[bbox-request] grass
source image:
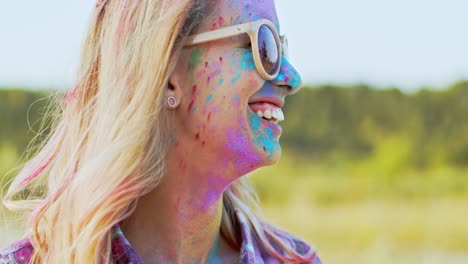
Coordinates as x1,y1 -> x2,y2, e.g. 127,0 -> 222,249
261,198 -> 468,264
248,151 -> 468,264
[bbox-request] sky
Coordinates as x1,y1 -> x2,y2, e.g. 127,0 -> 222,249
0,0 -> 467,91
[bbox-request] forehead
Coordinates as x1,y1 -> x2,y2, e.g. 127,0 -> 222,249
200,0 -> 280,33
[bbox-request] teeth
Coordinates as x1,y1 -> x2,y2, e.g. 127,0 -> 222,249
272,108 -> 284,121
272,109 -> 279,120
254,108 -> 285,122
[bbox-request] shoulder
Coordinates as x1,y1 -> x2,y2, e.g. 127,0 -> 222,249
0,237 -> 34,264
261,223 -> 323,264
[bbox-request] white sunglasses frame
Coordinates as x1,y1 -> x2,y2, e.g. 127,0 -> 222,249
183,19 -> 288,80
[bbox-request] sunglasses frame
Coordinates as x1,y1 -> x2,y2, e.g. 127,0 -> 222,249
184,19 -> 287,80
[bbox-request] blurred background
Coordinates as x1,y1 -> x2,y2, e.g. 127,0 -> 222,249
1,0 -> 468,263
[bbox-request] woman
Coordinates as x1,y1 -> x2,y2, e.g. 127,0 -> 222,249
1,0 -> 321,263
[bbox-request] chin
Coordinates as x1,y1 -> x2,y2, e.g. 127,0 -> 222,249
252,140 -> 282,169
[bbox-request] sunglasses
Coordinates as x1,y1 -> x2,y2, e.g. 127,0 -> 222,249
184,19 -> 288,80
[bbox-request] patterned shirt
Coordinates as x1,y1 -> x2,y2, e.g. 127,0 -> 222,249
0,209 -> 321,264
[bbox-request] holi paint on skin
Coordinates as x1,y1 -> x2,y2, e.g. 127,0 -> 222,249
230,49 -> 256,72
207,61 -> 222,83
189,49 -> 203,73
231,73 -> 241,84
210,16 -> 225,31
187,85 -> 198,113
206,94 -> 213,103
224,43 -> 283,161
277,57 -> 302,90
225,127 -> 264,169
247,108 -> 282,159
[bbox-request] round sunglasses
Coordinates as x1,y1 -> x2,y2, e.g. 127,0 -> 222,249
184,19 -> 288,80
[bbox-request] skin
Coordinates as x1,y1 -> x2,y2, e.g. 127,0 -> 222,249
120,0 -> 302,263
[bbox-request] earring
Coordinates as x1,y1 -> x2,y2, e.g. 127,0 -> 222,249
167,96 -> 177,108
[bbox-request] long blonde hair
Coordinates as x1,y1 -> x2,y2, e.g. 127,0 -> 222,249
2,0 -> 316,263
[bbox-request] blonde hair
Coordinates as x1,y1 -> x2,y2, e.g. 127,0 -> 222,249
2,0 -> 316,263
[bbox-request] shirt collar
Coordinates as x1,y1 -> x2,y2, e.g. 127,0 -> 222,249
109,208 -> 265,264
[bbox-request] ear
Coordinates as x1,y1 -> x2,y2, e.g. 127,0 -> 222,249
163,70 -> 184,109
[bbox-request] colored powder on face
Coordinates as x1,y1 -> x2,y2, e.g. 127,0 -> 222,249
241,52 -> 256,72
242,2 -> 260,21
290,76 -> 300,88
210,16 -> 225,31
233,94 -> 240,107
208,68 -> 221,80
277,74 -> 285,82
231,73 -> 241,84
278,68 -> 300,88
189,49 -> 203,72
218,78 -> 225,85
226,128 -> 262,168
206,94 -> 213,103
278,58 -> 302,89
254,128 -> 276,159
187,100 -> 195,112
207,61 -> 222,80
207,112 -> 212,121
249,114 -> 261,132
218,16 -> 224,27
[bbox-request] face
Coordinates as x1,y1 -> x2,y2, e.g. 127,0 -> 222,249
169,0 -> 302,177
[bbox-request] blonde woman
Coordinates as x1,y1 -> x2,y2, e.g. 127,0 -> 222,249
1,0 -> 321,263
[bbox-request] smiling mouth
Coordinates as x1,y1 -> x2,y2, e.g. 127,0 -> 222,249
248,102 -> 284,124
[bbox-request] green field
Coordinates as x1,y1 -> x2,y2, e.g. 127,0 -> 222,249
250,154 -> 468,264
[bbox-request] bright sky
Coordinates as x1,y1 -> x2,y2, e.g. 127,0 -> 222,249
0,0 -> 467,91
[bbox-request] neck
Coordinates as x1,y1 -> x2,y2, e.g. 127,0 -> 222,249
120,141 -> 236,263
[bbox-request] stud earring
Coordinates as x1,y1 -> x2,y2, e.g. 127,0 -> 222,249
167,96 -> 177,108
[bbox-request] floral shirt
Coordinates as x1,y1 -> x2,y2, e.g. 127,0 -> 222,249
0,209 -> 321,264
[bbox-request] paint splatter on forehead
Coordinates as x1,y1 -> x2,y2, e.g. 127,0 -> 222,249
200,0 -> 280,33
234,0 -> 279,29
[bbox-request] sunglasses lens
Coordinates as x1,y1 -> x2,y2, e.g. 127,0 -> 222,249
258,25 -> 280,76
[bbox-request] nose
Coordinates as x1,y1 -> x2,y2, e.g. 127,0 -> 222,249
271,56 -> 303,96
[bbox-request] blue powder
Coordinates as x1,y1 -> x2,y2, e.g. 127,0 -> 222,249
249,114 -> 261,132
253,127 -> 276,159
231,73 -> 241,84
289,76 -> 301,88
277,73 -> 286,82
241,52 -> 256,71
206,94 -> 213,103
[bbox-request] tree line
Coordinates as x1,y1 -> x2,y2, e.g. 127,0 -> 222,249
1,80 -> 467,174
